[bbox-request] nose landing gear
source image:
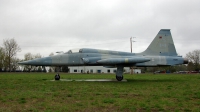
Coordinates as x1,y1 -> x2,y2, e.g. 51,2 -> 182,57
55,73 -> 60,80
55,67 -> 61,80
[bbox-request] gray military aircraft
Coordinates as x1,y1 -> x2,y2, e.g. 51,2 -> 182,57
18,29 -> 188,81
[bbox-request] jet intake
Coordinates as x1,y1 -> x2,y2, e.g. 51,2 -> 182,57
97,57 -> 150,64
82,57 -> 101,64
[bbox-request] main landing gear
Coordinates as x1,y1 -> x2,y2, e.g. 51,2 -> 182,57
116,66 -> 124,81
116,75 -> 123,81
54,66 -> 124,81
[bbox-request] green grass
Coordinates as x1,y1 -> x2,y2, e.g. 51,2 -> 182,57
0,73 -> 200,111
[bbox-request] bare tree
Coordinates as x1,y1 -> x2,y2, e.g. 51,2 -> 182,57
34,53 -> 42,59
3,38 -> 21,72
0,47 -> 5,71
24,52 -> 34,60
11,57 -> 21,71
186,50 -> 200,71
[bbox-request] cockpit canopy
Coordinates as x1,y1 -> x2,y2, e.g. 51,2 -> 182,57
64,48 -> 131,55
65,48 -> 82,54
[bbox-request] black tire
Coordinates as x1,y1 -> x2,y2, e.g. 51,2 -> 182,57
55,74 -> 60,80
116,75 -> 123,81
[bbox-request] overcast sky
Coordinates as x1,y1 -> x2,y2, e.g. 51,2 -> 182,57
0,0 -> 200,59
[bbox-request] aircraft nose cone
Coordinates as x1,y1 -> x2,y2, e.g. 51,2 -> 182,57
18,60 -> 35,65
183,58 -> 188,64
18,62 -> 24,65
18,57 -> 52,66
18,62 -> 25,65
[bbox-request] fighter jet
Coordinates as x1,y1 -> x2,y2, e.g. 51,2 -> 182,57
18,29 -> 188,81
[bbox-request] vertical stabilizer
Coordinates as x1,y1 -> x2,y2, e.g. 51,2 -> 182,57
141,29 -> 177,56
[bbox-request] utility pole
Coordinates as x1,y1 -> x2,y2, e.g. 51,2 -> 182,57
130,37 -> 136,53
130,37 -> 132,53
130,37 -> 136,74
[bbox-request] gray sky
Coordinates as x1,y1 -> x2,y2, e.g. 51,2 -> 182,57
0,0 -> 200,59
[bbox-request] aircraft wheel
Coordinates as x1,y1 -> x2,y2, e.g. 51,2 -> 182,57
55,73 -> 60,80
116,75 -> 123,81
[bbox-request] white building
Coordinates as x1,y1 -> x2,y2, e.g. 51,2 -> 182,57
68,66 -> 141,74
132,69 -> 141,74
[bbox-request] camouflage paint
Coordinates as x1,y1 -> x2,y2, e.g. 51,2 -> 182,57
18,29 -> 188,81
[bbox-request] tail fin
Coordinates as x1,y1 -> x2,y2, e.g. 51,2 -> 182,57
141,29 -> 177,56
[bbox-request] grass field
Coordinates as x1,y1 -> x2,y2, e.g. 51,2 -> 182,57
0,73 -> 200,112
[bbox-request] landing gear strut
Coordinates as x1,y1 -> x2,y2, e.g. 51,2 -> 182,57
55,67 -> 61,81
116,66 -> 124,81
55,73 -> 60,80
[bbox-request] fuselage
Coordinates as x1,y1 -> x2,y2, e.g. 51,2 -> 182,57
18,48 -> 186,67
